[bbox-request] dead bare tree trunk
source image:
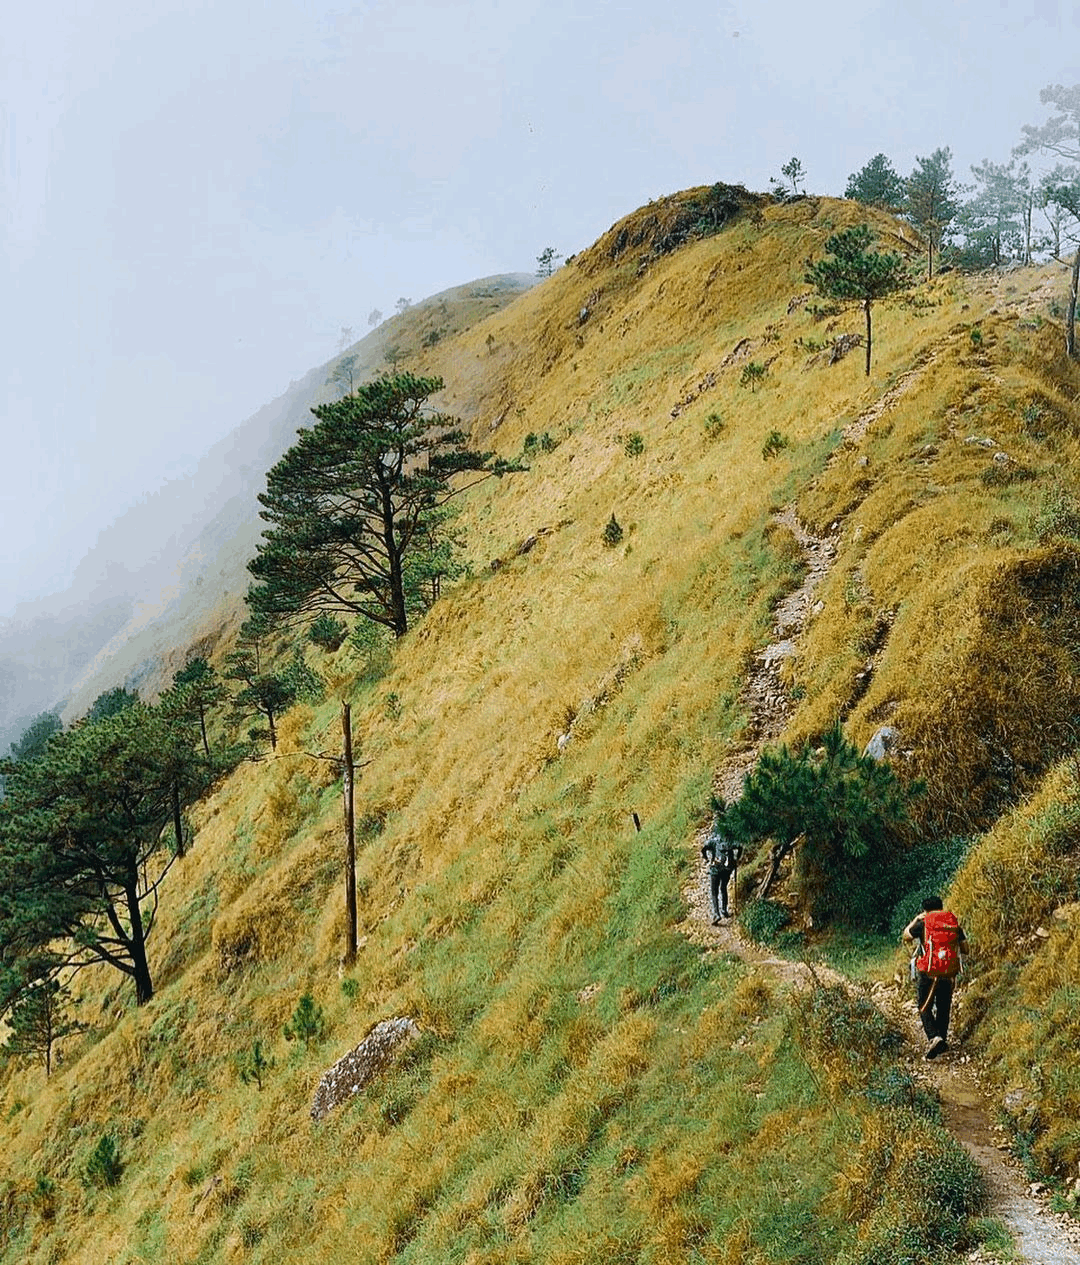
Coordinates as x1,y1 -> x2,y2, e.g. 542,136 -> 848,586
757,833 -> 804,899
342,701 -> 357,966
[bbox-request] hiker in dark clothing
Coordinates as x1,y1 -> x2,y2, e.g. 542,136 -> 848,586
701,832 -> 742,925
902,895 -> 967,1060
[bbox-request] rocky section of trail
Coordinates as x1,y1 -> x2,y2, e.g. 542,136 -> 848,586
710,340 -> 942,807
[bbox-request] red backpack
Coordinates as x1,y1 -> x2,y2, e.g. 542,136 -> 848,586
916,910 -> 962,978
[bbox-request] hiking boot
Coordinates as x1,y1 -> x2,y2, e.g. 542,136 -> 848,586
925,1036 -> 945,1060
711,917 -> 721,926
721,909 -> 730,919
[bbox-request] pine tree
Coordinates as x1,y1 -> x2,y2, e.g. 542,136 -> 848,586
905,148 -> 961,278
535,247 -> 561,278
7,712 -> 62,763
805,225 -> 910,375
2,980 -> 80,1077
0,703 -> 206,1006
780,156 -> 806,195
719,722 -> 917,926
845,153 -> 905,210
247,373 -> 519,638
956,159 -> 1029,267
224,622 -> 296,752
162,658 -> 224,759
1016,83 -> 1080,358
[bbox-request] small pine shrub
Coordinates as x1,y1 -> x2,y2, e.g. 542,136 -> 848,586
340,977 -> 361,1002
31,1175 -> 57,1221
703,411 -> 725,439
980,462 -> 1036,488
83,1132 -> 123,1189
235,1040 -> 271,1089
719,723 -> 917,929
348,620 -> 392,686
240,1218 -> 266,1248
523,431 -> 558,456
383,691 -> 403,721
358,808 -> 387,841
601,513 -> 624,548
284,993 -> 327,1047
740,361 -> 768,390
181,1163 -> 208,1189
280,650 -> 324,703
761,430 -> 789,459
308,613 -> 348,652
969,326 -> 983,346
623,431 -> 645,457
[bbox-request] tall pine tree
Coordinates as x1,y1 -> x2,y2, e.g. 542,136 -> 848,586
805,225 -> 910,375
247,373 -> 519,638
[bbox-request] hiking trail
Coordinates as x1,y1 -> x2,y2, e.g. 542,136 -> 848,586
679,343 -> 1080,1264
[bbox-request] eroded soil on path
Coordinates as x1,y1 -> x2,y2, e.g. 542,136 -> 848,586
680,336 -> 1080,1262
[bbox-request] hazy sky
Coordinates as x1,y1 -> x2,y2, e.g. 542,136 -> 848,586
2,0 -> 1078,618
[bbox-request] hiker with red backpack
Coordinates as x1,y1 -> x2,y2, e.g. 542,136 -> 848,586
902,896 -> 967,1060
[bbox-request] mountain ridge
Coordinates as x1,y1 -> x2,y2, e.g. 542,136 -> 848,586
2,192 -> 1079,1264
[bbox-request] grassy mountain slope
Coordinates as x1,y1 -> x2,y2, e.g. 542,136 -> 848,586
3,190 -> 1080,1264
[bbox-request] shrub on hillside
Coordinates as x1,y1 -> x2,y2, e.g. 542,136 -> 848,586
602,514 -> 624,548
235,1040 -> 272,1089
284,993 -> 327,1047
834,1111 -> 983,1265
280,650 -> 324,703
761,429 -> 789,459
1034,485 -> 1080,542
523,431 -> 558,456
794,984 -> 902,1089
83,1132 -> 123,1189
308,613 -> 348,652
718,722 -> 919,929
703,410 -> 725,439
741,361 -> 768,391
738,898 -> 790,945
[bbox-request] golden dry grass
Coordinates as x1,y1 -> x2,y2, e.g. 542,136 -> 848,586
3,193 -> 1080,1262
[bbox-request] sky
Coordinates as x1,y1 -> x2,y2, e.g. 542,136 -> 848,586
2,0 -> 1078,619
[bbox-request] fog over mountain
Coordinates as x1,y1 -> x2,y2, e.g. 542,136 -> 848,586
0,274 -> 533,752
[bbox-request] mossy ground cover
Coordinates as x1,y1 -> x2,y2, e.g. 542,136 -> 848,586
2,196 -> 1078,1261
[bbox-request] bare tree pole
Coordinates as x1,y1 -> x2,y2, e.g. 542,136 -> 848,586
342,702 -> 357,966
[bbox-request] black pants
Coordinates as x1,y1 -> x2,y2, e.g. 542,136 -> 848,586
916,973 -> 954,1042
709,865 -> 733,919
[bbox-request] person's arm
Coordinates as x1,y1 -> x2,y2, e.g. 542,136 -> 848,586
701,837 -> 716,862
901,916 -> 924,945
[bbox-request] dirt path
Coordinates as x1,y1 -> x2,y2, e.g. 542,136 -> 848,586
894,1001 -> 1080,1265
679,351 -> 1080,1263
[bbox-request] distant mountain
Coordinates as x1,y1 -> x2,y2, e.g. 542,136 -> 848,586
0,273 -> 534,746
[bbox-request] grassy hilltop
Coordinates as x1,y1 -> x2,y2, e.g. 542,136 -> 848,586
2,188 -> 1080,1264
